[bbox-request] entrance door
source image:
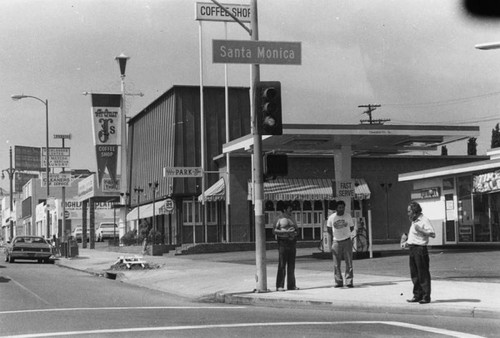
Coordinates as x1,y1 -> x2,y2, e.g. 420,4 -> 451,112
444,178 -> 458,244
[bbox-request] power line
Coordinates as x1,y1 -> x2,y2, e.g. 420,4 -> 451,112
381,90 -> 500,108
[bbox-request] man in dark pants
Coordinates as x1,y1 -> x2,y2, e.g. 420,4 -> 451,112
404,201 -> 436,304
273,203 -> 299,292
327,200 -> 355,288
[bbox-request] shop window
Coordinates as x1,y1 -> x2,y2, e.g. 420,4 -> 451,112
457,176 -> 473,242
314,200 -> 323,210
303,201 -> 312,210
491,194 -> 500,242
473,194 -> 490,242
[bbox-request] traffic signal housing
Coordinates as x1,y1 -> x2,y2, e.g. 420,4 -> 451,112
257,81 -> 282,135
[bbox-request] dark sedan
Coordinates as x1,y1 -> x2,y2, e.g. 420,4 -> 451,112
4,236 -> 54,263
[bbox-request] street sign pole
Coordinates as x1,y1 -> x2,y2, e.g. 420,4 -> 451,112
250,0 -> 268,293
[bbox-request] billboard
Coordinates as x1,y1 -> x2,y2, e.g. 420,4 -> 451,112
14,145 -> 42,171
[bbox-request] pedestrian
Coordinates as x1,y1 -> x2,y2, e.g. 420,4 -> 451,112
327,200 -> 355,288
405,200 -> 436,304
273,202 -> 299,292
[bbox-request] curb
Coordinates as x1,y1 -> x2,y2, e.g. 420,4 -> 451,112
213,291 -> 500,320
55,260 -> 500,320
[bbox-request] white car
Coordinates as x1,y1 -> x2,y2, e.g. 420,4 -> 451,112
72,227 -> 89,242
95,223 -> 118,242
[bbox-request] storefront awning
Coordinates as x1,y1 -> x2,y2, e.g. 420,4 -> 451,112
198,178 -> 225,202
247,178 -> 370,201
127,200 -> 166,221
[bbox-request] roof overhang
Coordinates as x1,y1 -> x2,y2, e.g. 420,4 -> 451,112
223,124 -> 479,156
399,158 -> 500,182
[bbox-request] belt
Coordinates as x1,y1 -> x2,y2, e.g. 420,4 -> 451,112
334,237 -> 351,242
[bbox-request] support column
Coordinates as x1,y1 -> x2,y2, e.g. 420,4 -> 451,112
333,144 -> 353,214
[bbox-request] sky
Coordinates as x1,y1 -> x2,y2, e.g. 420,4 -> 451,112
2,0 -> 500,191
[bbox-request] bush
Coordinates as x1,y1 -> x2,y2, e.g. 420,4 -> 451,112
121,230 -> 138,246
148,231 -> 163,245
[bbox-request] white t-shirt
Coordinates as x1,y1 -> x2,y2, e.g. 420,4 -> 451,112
327,212 -> 354,241
407,214 -> 435,246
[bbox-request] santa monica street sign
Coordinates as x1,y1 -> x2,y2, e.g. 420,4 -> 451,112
213,40 -> 301,65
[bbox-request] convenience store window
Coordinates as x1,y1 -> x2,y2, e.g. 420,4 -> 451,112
457,175 -> 473,242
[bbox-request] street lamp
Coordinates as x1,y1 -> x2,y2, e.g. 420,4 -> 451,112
115,53 -> 130,243
475,42 -> 500,50
1,147 -> 17,240
149,181 -> 159,240
12,94 -> 50,238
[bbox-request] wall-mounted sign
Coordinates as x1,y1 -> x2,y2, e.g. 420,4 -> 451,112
473,171 -> 500,194
333,180 -> 355,198
410,187 -> 441,200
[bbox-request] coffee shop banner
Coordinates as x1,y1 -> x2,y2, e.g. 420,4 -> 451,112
90,93 -> 121,186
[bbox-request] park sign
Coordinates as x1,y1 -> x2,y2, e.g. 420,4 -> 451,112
163,167 -> 203,178
195,2 -> 250,22
213,40 -> 301,65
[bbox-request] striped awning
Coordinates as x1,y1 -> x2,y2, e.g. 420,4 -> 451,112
198,178 -> 225,202
247,178 -> 370,201
127,200 -> 167,221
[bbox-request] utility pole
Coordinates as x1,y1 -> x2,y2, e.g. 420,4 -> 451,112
359,104 -> 390,125
210,0 -> 267,292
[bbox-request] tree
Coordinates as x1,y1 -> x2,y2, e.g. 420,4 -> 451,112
491,123 -> 500,149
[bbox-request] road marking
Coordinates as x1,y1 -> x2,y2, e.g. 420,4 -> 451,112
0,306 -> 246,315
6,276 -> 50,306
0,321 -> 484,338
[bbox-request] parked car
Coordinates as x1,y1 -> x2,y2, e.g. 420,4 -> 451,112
95,222 -> 118,242
4,236 -> 54,263
72,227 -> 90,242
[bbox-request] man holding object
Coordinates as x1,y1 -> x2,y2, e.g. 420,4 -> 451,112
405,201 -> 436,304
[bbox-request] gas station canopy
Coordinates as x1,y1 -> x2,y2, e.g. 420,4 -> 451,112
223,124 -> 480,155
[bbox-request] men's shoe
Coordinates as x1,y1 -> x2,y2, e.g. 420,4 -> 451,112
406,297 -> 422,303
419,299 -> 431,304
288,287 -> 300,290
334,284 -> 343,288
276,287 -> 285,292
346,284 -> 354,288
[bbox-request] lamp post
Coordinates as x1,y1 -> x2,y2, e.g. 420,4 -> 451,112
12,94 -> 50,237
149,181 -> 159,239
2,147 -> 17,240
116,53 -> 130,243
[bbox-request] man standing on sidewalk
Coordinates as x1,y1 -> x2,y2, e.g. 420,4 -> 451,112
273,203 -> 299,292
327,200 -> 355,288
405,200 -> 436,304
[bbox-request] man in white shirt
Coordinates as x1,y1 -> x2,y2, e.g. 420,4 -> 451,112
327,200 -> 355,288
405,201 -> 436,304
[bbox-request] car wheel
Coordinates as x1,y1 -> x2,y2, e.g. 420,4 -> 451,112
5,254 -> 9,262
8,255 -> 15,263
38,259 -> 43,263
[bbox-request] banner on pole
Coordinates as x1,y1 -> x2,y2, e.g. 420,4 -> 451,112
90,93 -> 122,187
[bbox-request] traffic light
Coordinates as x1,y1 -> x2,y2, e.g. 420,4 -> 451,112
264,153 -> 288,180
257,81 -> 282,135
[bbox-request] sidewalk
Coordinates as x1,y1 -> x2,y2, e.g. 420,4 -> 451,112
55,246 -> 500,320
